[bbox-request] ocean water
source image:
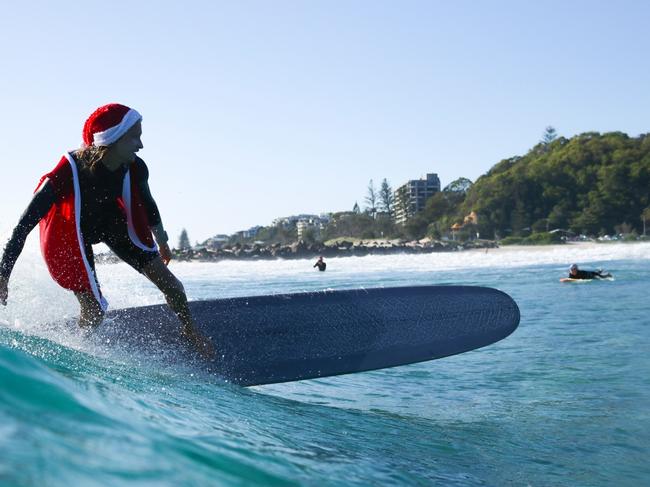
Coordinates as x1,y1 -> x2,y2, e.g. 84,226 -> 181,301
1,241 -> 649,486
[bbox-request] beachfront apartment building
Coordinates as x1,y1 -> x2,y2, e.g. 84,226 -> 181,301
205,234 -> 230,250
296,219 -> 320,239
393,173 -> 441,224
233,226 -> 263,240
295,214 -> 332,239
274,214 -> 331,231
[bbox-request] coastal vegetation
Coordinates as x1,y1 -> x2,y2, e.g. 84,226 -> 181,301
198,130 -> 649,255
399,130 -> 650,241
461,131 -> 650,240
363,130 -> 649,242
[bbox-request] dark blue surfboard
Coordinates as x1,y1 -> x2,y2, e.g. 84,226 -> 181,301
103,286 -> 519,386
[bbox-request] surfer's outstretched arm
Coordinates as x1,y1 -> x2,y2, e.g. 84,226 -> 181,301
141,257 -> 214,358
135,163 -> 172,265
0,183 -> 55,305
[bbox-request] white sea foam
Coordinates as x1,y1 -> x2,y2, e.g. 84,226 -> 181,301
138,240 -> 645,280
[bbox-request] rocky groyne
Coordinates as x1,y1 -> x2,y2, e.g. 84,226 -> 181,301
170,239 -> 498,262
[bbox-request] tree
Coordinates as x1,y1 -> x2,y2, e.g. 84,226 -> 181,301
443,177 -> 473,194
255,224 -> 297,245
379,178 -> 394,216
322,211 -> 376,240
364,179 -> 377,218
643,207 -> 650,236
177,228 -> 191,250
352,201 -> 361,214
457,131 -> 650,237
301,227 -> 317,244
542,126 -> 558,145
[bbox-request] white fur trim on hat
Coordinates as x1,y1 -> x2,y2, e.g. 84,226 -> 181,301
92,109 -> 142,146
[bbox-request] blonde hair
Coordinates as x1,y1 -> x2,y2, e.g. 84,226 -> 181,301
75,145 -> 110,172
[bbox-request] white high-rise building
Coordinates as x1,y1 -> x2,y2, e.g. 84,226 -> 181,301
393,173 -> 441,224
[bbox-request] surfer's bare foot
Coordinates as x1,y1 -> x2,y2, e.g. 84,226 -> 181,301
182,326 -> 215,360
78,313 -> 103,329
75,291 -> 105,328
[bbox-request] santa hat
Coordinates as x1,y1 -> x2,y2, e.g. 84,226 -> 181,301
82,103 -> 142,147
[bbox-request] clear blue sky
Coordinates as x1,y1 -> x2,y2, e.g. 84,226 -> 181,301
1,1 -> 648,243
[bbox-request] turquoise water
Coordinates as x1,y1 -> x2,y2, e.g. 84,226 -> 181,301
1,243 -> 649,486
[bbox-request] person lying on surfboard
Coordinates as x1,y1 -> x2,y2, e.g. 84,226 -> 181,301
0,103 -> 213,358
568,264 -> 612,280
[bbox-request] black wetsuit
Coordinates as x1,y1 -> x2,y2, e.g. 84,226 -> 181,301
314,261 -> 326,271
570,270 -> 608,280
0,156 -> 160,281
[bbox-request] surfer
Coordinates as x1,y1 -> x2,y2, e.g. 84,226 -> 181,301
313,256 -> 326,271
568,264 -> 612,280
0,103 -> 212,357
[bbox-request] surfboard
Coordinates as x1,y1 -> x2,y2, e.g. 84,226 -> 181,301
102,286 -> 520,386
560,277 -> 614,283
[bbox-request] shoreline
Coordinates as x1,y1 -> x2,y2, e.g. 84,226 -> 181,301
94,239 -> 649,265
169,239 -> 498,263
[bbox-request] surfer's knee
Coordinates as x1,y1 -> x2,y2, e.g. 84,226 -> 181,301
143,258 -> 186,298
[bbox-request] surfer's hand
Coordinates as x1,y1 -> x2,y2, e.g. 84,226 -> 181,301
159,242 -> 172,265
0,276 -> 8,305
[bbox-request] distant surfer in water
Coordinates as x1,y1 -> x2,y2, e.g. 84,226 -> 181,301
313,256 -> 326,271
568,264 -> 612,280
0,103 -> 212,357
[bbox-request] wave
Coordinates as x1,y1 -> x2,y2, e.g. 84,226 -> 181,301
0,237 -> 647,485
0,335 -> 304,486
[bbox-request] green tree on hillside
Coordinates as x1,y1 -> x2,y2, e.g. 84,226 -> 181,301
542,126 -> 558,145
460,132 -> 650,237
443,177 -> 472,193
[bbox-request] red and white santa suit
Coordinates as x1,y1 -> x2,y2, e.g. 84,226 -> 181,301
38,104 -> 157,310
